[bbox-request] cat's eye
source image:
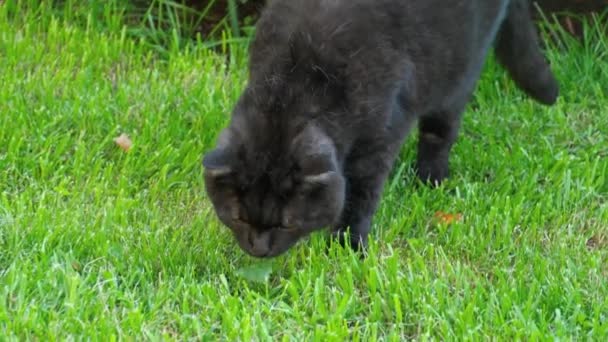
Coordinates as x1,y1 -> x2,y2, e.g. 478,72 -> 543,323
280,215 -> 300,232
230,205 -> 239,220
231,207 -> 252,227
277,226 -> 298,232
232,218 -> 252,231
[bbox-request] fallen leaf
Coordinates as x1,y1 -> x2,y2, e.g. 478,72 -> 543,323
71,261 -> 82,272
434,211 -> 463,225
236,262 -> 273,283
113,133 -> 132,152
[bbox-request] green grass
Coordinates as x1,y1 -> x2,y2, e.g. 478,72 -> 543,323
1,2 -> 607,340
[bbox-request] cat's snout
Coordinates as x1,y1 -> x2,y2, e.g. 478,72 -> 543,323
247,230 -> 272,257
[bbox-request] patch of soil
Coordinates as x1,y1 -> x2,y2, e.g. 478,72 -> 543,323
533,0 -> 608,38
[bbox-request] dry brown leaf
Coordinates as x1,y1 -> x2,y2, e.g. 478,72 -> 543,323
114,133 -> 132,152
433,211 -> 463,225
71,261 -> 82,272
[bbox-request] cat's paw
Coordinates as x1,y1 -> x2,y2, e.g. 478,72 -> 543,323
328,229 -> 369,257
415,158 -> 449,186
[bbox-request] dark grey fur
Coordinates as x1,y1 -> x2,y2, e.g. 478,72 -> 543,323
202,0 -> 559,257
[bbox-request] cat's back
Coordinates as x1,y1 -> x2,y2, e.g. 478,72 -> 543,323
251,0 -> 509,72
249,0 -> 512,113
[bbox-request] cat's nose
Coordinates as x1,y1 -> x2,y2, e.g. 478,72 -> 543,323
248,231 -> 272,257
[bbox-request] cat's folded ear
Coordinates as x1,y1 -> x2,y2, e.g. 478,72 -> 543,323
292,124 -> 339,177
302,171 -> 338,187
293,125 -> 345,199
202,148 -> 232,177
202,130 -> 236,177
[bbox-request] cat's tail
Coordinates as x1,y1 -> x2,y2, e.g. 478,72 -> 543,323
494,0 -> 559,105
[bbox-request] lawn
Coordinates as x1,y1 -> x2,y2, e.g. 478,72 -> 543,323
1,2 -> 607,340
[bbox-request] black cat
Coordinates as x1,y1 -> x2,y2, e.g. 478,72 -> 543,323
202,0 -> 559,257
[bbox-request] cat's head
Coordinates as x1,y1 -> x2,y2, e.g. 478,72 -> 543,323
202,119 -> 345,258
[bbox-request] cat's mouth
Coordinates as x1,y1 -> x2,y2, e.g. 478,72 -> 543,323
234,226 -> 306,258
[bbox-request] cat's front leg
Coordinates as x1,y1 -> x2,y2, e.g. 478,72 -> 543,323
416,109 -> 464,185
330,150 -> 395,252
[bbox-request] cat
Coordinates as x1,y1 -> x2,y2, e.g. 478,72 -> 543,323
202,0 -> 559,258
